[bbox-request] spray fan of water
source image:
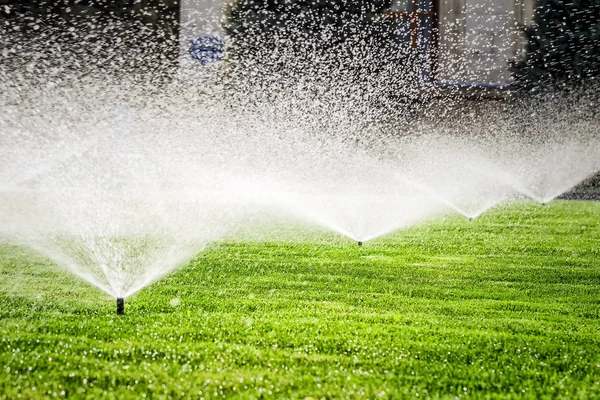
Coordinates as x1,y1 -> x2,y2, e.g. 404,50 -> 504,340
1,81 -> 598,307
1,17 -> 599,311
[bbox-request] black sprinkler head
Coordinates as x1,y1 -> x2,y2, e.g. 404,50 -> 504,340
469,217 -> 473,221
358,241 -> 363,246
117,298 -> 124,315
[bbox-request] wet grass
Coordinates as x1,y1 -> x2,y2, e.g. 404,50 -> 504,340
1,200 -> 599,399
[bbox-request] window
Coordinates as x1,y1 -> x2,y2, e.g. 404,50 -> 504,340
385,0 -> 438,80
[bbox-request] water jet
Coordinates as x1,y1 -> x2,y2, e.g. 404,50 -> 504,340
1,26 -> 599,311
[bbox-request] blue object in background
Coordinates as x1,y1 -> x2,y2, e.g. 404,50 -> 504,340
189,36 -> 225,65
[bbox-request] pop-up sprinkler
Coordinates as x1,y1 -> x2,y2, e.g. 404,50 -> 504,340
117,298 -> 124,315
357,241 -> 363,246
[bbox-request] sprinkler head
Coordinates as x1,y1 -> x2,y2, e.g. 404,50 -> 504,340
117,298 -> 124,315
469,217 -> 473,221
357,241 -> 363,246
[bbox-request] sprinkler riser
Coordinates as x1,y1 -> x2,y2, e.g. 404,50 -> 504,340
117,298 -> 124,315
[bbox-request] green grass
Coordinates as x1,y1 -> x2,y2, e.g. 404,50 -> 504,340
1,200 -> 599,399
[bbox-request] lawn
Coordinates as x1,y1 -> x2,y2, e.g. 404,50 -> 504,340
1,201 -> 599,399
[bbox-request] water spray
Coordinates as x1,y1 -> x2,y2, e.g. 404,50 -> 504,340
117,298 -> 124,315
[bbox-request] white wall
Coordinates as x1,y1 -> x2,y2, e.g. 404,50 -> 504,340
437,0 -> 535,85
179,0 -> 226,74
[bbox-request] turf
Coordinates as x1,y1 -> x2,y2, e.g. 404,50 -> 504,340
1,200 -> 599,399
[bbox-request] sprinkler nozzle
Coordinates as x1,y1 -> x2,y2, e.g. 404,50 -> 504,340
117,298 -> 124,315
357,241 -> 363,246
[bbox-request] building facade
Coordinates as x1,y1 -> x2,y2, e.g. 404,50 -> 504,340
180,0 -> 536,87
